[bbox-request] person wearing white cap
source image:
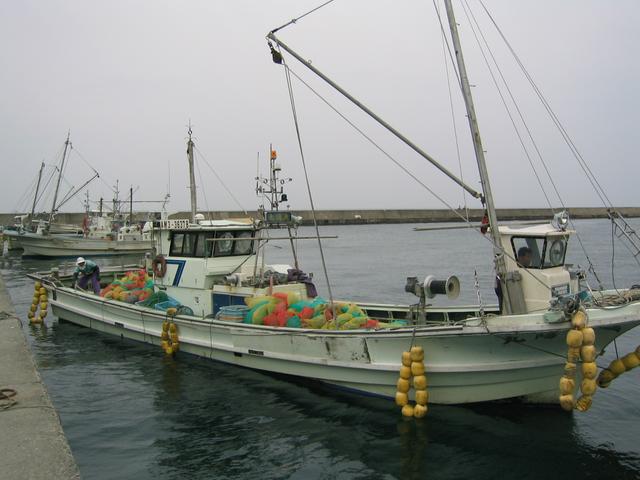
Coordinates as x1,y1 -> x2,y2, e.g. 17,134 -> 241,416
72,257 -> 101,294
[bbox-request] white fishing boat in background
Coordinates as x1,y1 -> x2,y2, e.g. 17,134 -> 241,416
30,1 -> 640,413
11,133 -> 155,257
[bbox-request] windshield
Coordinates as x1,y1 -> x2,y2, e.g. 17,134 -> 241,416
511,236 -> 568,269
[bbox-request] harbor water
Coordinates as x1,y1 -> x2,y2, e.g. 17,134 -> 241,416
2,219 -> 639,479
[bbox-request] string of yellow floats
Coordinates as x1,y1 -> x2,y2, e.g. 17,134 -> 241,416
27,282 -> 48,324
597,345 -> 640,388
395,346 -> 429,418
560,309 -> 598,411
160,307 -> 179,355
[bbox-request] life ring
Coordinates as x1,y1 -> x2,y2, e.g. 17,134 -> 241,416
152,255 -> 167,278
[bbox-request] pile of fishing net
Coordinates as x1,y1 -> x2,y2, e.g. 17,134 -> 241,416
100,269 -> 154,304
242,292 -> 407,329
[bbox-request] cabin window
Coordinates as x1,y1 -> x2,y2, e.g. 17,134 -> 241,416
543,237 -> 568,268
511,237 -> 543,268
170,233 -> 185,255
234,231 -> 254,255
182,233 -> 197,256
215,231 -> 235,256
511,236 -> 568,269
195,232 -> 211,258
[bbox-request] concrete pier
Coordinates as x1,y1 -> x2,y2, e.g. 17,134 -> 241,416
0,275 -> 79,479
2,207 -> 638,228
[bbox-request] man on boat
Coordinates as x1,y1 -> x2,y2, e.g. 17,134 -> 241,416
516,246 -> 532,268
72,257 -> 101,294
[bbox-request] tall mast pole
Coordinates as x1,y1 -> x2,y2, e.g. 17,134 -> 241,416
48,132 -> 71,232
129,186 -> 133,225
30,161 -> 45,219
443,0 -> 512,313
187,124 -> 197,223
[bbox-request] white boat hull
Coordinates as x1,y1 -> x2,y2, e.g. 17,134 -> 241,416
46,286 -> 640,405
19,233 -> 152,257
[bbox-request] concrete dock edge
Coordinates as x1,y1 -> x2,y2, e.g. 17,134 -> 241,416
0,274 -> 79,479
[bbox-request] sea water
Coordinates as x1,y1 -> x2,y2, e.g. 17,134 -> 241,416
2,218 -> 639,479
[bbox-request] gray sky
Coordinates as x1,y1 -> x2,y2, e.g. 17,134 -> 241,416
1,0 -> 639,216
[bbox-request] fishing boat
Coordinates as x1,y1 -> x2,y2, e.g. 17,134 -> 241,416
14,134 -> 154,257
29,2 -> 640,412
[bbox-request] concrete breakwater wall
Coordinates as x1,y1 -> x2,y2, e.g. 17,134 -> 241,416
1,207 -> 639,227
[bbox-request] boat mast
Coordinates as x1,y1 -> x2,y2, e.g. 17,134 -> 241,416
187,124 -> 197,223
129,186 -> 133,225
443,0 -> 512,313
47,132 -> 71,232
30,161 -> 45,220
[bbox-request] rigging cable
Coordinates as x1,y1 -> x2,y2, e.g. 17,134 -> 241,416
71,147 -> 114,194
13,173 -> 39,213
283,63 -> 553,294
476,0 -> 610,286
278,48 -> 336,309
193,150 -> 212,221
193,145 -> 248,215
270,0 -> 337,34
478,0 -> 614,210
460,0 -> 555,212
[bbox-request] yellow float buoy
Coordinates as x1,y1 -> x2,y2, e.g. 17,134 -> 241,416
34,282 -> 42,290
169,323 -> 177,334
564,362 -> 577,379
566,330 -> 583,348
397,377 -> 410,393
580,345 -> 596,363
571,311 -> 586,329
575,395 -> 593,412
395,392 -> 408,407
597,369 -> 615,388
609,359 -> 626,376
621,352 -> 640,371
401,404 -> 414,418
580,378 -> 597,396
415,389 -> 429,406
413,403 -> 428,418
559,394 -> 574,411
401,351 -> 412,367
559,377 -> 575,395
567,347 -> 581,363
581,327 -> 595,346
413,375 -> 427,390
39,287 -> 47,295
399,365 -> 412,379
581,362 -> 597,380
410,361 -> 425,376
410,345 -> 424,362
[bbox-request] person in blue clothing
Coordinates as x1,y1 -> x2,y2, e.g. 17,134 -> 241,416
72,257 -> 101,294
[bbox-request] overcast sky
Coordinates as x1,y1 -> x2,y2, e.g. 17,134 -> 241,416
1,0 -> 638,217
